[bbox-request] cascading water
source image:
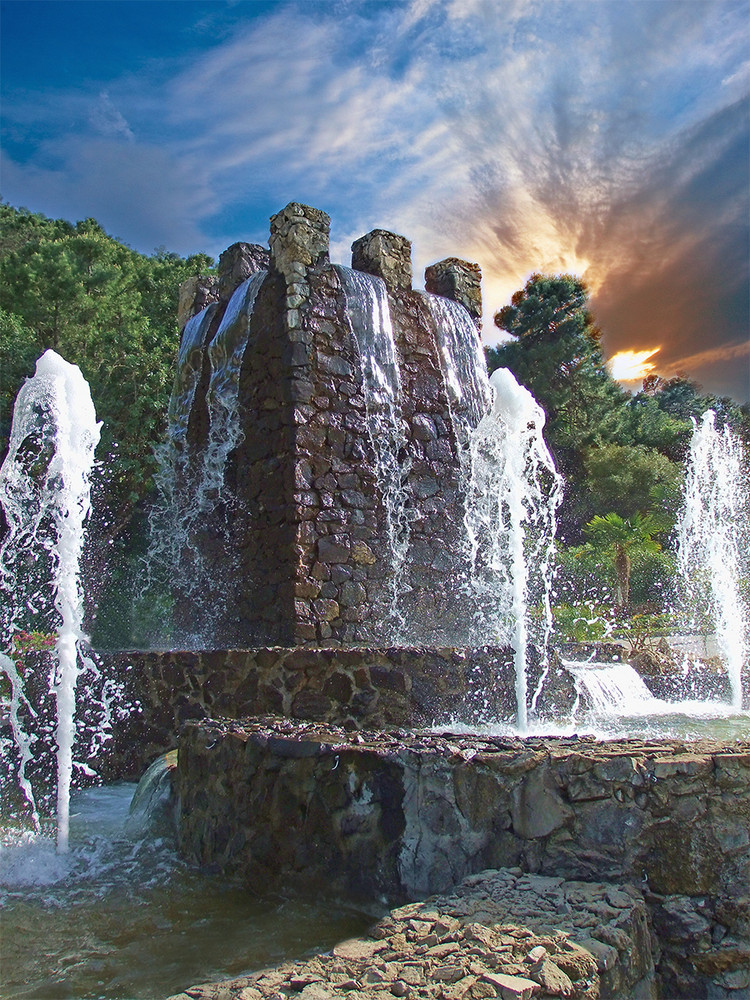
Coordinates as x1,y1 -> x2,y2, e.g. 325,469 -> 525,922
423,292 -> 493,459
676,410 -> 749,708
0,350 -> 101,851
147,276 -> 267,647
203,271 -> 267,500
464,368 -> 563,731
334,265 -> 411,634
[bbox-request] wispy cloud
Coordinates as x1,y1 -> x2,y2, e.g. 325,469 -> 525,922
1,0 -> 747,396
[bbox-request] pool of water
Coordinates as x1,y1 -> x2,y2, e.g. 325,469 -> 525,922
0,784 -> 377,1000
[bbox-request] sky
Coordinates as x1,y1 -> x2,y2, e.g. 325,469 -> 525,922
1,0 -> 748,401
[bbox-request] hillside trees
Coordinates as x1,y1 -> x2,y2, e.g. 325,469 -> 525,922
0,204 -> 214,541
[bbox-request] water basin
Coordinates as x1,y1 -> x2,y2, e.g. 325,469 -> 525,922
0,783 -> 376,1000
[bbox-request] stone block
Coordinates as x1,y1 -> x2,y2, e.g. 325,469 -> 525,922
269,202 -> 330,277
217,242 -> 270,303
425,257 -> 482,330
177,275 -> 219,330
351,229 -> 412,290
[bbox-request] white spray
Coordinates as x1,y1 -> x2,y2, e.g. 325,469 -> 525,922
464,368 -> 562,731
676,411 -> 748,708
0,351 -> 101,851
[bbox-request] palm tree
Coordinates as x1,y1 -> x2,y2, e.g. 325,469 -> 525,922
583,511 -> 665,609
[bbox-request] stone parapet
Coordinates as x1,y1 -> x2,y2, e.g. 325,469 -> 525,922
352,229 -> 413,291
425,258 -> 482,330
270,202 -> 330,278
168,868 -> 656,1000
177,275 -> 219,331
217,242 -> 270,303
94,645 -> 574,780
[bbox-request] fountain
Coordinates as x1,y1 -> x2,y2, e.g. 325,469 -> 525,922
677,409 -> 748,708
0,350 -> 101,851
1,203 -> 748,1000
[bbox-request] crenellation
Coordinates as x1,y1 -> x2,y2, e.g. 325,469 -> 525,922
352,228 -> 413,291
425,257 -> 483,330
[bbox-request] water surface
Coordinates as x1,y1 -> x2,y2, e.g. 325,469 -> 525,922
1,784 -> 376,1000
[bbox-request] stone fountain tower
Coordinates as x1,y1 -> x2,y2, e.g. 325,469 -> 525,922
174,202 -> 486,649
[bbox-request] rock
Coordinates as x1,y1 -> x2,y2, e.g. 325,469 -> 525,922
480,972 -> 540,999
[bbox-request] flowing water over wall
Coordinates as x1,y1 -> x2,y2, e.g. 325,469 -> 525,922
423,292 -> 493,459
676,411 -> 749,708
334,265 -> 411,634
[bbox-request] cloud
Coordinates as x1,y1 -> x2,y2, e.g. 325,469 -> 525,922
2,0 -> 747,396
88,91 -> 134,141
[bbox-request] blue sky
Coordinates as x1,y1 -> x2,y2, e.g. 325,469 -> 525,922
1,0 -> 748,399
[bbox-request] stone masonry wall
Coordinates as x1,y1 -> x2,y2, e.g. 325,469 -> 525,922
176,719 -> 750,999
95,644 -> 573,781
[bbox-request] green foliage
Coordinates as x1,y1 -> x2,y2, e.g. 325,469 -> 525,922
489,274 -> 628,464
551,602 -> 613,642
0,203 -> 215,539
580,444 -> 682,524
582,511 -> 667,609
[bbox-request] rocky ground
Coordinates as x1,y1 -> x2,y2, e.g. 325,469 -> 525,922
167,867 -> 655,1000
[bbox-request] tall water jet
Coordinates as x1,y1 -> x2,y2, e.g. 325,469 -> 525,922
676,410 -> 748,708
464,368 -> 562,730
0,350 -> 101,851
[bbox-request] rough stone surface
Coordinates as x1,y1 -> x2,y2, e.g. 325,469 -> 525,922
352,229 -> 413,291
218,242 -> 271,303
95,645 -> 574,780
424,259 -> 482,330
166,867 -> 656,1000
175,720 -> 750,999
178,275 -> 220,330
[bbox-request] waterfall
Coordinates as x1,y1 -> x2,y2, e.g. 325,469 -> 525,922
464,368 -> 562,731
167,302 -> 219,449
0,351 -> 101,851
423,293 -> 493,458
565,660 -> 663,716
334,265 -> 410,634
677,411 -> 748,708
202,271 -> 267,501
147,276 -> 266,647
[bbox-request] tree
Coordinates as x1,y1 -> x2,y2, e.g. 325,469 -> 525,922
0,204 -> 214,541
580,443 -> 683,525
583,512 -> 666,610
488,273 -> 628,470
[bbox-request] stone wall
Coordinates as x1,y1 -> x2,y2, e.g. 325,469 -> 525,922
172,202 -> 493,648
95,645 -> 573,780
175,719 -> 750,999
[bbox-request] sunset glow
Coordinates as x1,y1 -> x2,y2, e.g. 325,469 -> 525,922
609,348 -> 661,383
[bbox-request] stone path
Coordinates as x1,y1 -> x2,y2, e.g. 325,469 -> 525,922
167,867 -> 655,1000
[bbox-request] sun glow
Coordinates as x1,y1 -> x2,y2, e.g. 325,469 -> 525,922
608,348 -> 661,383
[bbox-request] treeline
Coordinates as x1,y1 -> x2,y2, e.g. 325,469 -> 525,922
0,203 -> 214,540
487,273 -> 749,613
1,207 -> 747,625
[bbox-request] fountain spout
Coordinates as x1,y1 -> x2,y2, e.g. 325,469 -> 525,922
677,410 -> 748,709
0,350 -> 101,851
